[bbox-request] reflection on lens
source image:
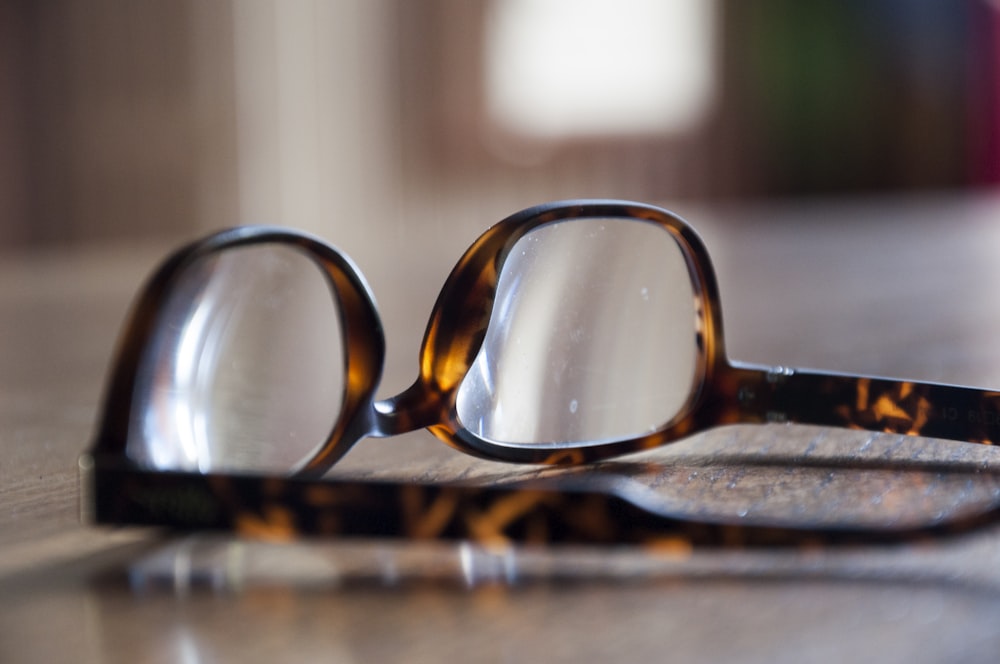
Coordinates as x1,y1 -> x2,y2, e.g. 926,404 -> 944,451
126,244 -> 344,473
457,218 -> 698,445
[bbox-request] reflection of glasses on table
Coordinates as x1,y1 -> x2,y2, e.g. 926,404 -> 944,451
81,200 -> 1000,547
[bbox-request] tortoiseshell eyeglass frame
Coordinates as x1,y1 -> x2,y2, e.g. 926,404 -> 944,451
82,200 -> 1000,548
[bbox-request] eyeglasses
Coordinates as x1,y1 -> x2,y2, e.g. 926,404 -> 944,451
81,200 -> 1000,548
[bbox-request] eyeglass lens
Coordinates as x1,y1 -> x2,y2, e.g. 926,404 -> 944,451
457,218 -> 697,445
125,244 -> 345,473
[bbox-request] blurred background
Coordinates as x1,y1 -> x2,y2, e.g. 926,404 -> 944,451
1,0 -> 997,251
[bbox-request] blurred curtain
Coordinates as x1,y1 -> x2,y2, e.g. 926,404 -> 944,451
1,1 -> 997,249
0,0 -> 238,246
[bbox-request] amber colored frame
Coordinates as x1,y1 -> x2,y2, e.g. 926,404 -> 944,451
81,200 -> 1000,547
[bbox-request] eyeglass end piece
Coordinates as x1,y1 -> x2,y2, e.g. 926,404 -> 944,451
78,453 -> 96,525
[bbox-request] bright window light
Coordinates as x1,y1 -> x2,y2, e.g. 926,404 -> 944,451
485,0 -> 717,139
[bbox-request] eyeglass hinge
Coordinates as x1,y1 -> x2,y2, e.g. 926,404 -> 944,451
766,365 -> 795,383
735,364 -> 795,423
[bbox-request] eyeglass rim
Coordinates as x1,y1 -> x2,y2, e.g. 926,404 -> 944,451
405,199 -> 725,465
90,225 -> 388,470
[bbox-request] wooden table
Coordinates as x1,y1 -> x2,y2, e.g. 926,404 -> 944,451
3,194 -> 1000,663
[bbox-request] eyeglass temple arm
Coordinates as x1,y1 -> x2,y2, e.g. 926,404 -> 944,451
729,362 -> 1000,445
83,458 -> 1000,548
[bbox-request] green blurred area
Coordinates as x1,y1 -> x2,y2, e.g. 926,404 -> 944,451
731,0 -> 997,194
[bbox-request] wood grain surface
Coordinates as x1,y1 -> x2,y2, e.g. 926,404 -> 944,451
3,195 -> 1000,663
